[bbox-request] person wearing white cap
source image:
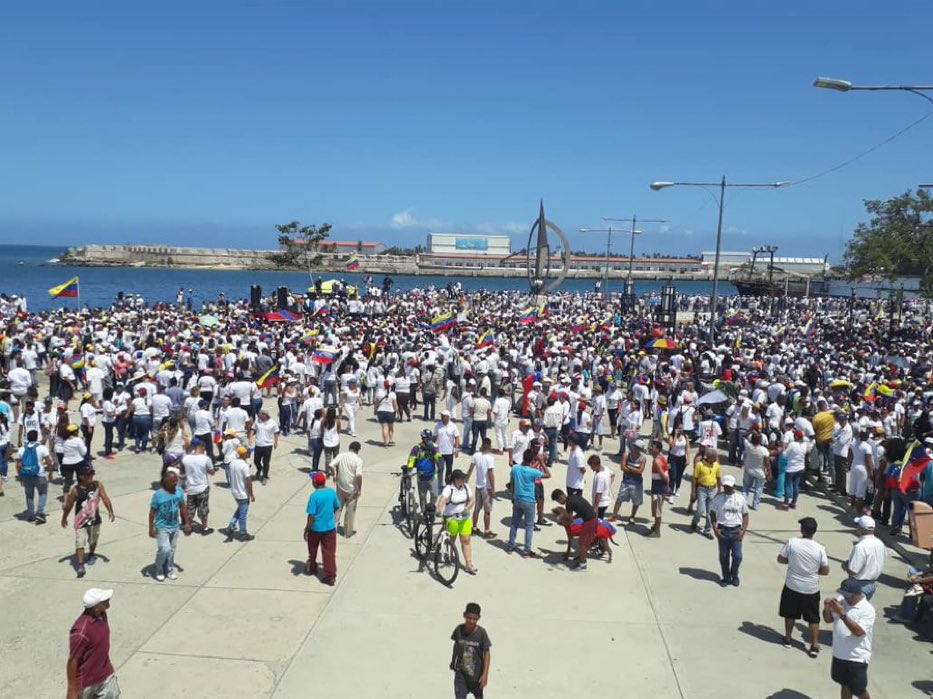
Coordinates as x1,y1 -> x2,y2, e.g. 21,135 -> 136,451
709,474 -> 749,587
67,588 -> 119,698
842,516 -> 886,601
823,578 -> 875,699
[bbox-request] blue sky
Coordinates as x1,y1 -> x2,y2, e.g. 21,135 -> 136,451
2,1 -> 931,261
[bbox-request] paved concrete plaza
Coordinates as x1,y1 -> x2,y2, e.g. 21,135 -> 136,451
1,403 -> 930,698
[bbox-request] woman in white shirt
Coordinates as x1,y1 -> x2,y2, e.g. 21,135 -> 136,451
60,424 -> 88,496
79,393 -> 99,455
374,382 -> 398,447
741,432 -> 772,509
321,407 -> 342,464
101,387 -> 118,460
126,387 -> 153,453
341,379 -> 362,437
667,427 -> 691,500
436,469 -> 477,574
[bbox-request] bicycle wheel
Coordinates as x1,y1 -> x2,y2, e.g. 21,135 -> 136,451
434,538 -> 460,586
405,491 -> 417,536
414,521 -> 432,561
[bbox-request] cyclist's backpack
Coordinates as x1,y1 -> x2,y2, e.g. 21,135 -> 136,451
20,443 -> 40,477
415,456 -> 436,481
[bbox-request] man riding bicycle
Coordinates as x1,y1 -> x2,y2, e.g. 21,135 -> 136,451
407,429 -> 443,510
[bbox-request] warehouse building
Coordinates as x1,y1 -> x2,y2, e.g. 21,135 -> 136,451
427,233 -> 511,256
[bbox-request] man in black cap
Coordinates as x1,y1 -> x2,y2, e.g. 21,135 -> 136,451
777,516 -> 830,656
823,578 -> 875,699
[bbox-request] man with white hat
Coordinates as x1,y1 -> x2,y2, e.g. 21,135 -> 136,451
67,588 -> 119,698
842,516 -> 886,601
710,474 -> 749,587
823,578 -> 875,699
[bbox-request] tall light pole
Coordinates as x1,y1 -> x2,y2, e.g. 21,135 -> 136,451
602,216 -> 667,282
578,225 -> 641,291
650,177 -> 787,342
813,77 -> 933,106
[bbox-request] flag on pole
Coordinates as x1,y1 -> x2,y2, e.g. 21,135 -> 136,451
256,364 -> 281,388
48,277 -> 79,298
346,254 -> 360,272
723,313 -> 745,326
802,318 -> 817,339
898,439 -> 931,494
300,329 -> 320,343
430,312 -> 455,333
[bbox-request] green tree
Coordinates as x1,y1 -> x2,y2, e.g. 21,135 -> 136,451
844,188 -> 933,296
268,220 -> 332,270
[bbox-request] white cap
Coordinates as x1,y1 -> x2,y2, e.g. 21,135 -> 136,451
854,515 -> 875,531
721,474 -> 736,487
440,410 -> 451,417
82,588 -> 113,608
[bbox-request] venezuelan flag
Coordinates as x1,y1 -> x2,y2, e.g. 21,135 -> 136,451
346,254 -> 360,272
256,364 -> 281,388
898,439 -> 931,494
723,313 -> 745,326
312,346 -> 338,364
300,329 -> 320,343
476,330 -> 495,349
431,312 -> 455,332
48,277 -> 79,298
803,318 -> 816,339
519,307 -> 538,324
863,382 -> 877,402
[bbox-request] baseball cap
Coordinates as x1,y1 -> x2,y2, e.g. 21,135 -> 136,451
837,579 -> 863,597
236,446 -> 248,456
721,474 -> 736,487
82,588 -> 113,608
633,439 -> 647,450
191,437 -> 204,447
311,472 -> 326,485
854,515 -> 875,531
793,429 -> 804,439
67,424 -> 79,433
798,516 -> 818,534
440,410 -> 451,417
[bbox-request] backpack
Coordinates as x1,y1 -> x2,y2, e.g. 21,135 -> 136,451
415,456 -> 436,481
20,443 -> 40,477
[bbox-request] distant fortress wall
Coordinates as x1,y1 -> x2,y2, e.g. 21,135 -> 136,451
62,244 -> 279,269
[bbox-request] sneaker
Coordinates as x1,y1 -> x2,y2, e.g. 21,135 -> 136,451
261,477 -> 268,486
218,527 -> 233,540
569,560 -> 587,571
464,565 -> 478,575
155,573 -> 166,582
720,578 -> 732,587
521,550 -> 537,559
167,571 -> 178,580
647,528 -> 661,538
731,576 -> 740,587
85,555 -> 97,566
239,533 -> 255,542
782,637 -> 792,648
506,546 -> 515,555
76,565 -> 86,578
322,577 -> 336,586
807,646 -> 820,658
202,528 -> 214,535
34,514 -> 47,525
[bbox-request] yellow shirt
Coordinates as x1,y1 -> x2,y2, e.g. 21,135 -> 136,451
694,459 -> 720,488
812,411 -> 835,443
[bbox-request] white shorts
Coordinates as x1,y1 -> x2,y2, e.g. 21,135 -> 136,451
848,465 -> 868,499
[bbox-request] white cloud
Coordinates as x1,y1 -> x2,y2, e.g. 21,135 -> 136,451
725,225 -> 750,236
390,208 -> 445,231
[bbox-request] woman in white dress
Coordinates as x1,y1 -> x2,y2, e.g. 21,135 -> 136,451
341,378 -> 362,437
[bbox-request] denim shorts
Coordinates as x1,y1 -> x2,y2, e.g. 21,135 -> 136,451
615,481 -> 644,507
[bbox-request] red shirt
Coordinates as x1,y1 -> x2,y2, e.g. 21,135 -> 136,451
69,613 -> 114,689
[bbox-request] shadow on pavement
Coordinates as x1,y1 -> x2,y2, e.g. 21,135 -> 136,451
678,566 -> 720,584
737,621 -> 783,645
764,690 -> 813,698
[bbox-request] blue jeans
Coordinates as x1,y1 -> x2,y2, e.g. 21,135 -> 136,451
508,499 -> 536,553
892,489 -> 917,529
692,485 -> 716,534
544,427 -> 558,465
817,441 -> 832,473
279,403 -> 292,436
717,525 -> 743,581
154,529 -> 179,576
0,448 -> 7,478
784,471 -> 804,506
22,475 -> 48,517
323,380 -> 338,408
133,415 -> 152,451
775,461 -> 786,498
858,580 -> 877,601
742,472 -> 765,509
309,437 -> 323,471
462,416 -> 473,453
470,420 -> 488,453
229,498 -> 250,535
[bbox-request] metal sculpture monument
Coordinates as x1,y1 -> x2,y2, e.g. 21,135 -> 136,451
526,200 -> 570,305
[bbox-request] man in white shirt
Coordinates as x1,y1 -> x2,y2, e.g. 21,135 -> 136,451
466,438 -> 496,539
434,410 -> 461,485
831,413 -> 854,494
183,439 -> 216,534
219,446 -> 255,542
710,475 -> 749,587
328,441 -> 364,538
508,420 -> 533,466
7,361 -> 33,420
823,578 -> 874,699
589,454 -> 612,520
843,516 -> 886,601
491,388 -> 511,453
778,516 -> 830,655
250,408 -> 279,485
222,398 -> 251,443
565,434 -> 586,497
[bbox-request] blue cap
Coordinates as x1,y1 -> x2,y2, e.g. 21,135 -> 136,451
837,579 -> 863,597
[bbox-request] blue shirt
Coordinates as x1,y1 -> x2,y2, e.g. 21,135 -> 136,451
150,488 -> 185,531
306,487 -> 341,532
922,462 -> 933,500
510,465 -> 540,503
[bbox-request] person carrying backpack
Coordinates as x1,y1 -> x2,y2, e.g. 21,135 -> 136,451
407,430 -> 443,510
16,429 -> 54,524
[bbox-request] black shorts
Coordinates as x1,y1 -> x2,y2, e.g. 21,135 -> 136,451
831,657 -> 868,695
377,412 -> 395,425
454,671 -> 483,699
779,585 -> 821,624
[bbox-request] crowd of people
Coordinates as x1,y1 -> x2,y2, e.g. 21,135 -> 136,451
1,283 -> 931,698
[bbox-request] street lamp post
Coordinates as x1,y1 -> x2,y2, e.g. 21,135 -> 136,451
649,178 -> 787,343
813,77 -> 933,106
